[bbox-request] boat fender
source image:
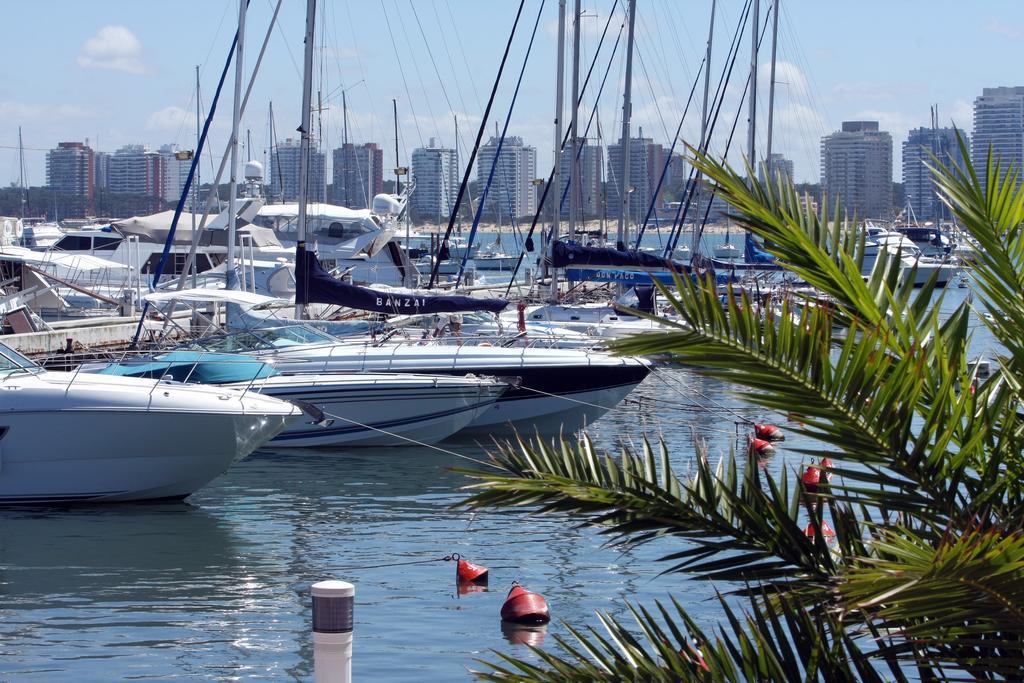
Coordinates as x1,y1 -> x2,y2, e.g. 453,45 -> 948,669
500,582 -> 550,624
754,423 -> 784,441
292,400 -> 335,428
749,436 -> 775,455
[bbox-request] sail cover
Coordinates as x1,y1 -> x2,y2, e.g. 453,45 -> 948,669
551,240 -> 690,272
296,245 -> 508,314
744,232 -> 776,264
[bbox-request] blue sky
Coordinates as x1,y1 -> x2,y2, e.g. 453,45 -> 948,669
1,0 -> 1023,188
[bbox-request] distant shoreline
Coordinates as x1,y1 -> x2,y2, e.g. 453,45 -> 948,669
405,221 -> 734,235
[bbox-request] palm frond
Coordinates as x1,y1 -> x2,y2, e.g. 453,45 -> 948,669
472,591 -> 899,682
457,433 -> 840,586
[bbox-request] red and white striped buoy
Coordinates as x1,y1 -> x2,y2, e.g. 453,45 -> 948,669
804,519 -> 835,541
500,583 -> 550,624
754,423 -> 785,441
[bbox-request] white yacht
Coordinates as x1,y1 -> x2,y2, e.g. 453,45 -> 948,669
252,196 -> 419,287
92,350 -> 510,448
0,342 -> 298,504
183,325 -> 651,435
863,223 -> 958,286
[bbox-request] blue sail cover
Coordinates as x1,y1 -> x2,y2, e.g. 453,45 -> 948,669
744,232 -> 776,264
296,245 -> 508,314
551,240 -> 690,272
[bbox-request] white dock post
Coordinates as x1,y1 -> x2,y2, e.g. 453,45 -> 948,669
312,580 -> 354,683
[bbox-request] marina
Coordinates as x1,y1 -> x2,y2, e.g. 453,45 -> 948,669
0,0 -> 1021,679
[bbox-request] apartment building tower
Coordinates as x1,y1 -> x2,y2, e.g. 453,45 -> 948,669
820,121 -> 893,219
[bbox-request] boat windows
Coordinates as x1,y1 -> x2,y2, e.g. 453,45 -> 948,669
324,221 -> 373,241
0,342 -> 38,374
53,235 -> 92,251
92,236 -> 122,251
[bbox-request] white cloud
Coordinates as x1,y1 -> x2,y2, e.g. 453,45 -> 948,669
77,26 -> 148,75
983,19 -> 1024,41
145,106 -> 194,131
758,60 -> 810,100
0,101 -> 98,122
946,99 -> 973,133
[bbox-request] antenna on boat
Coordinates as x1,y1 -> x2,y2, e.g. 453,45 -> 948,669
17,126 -> 26,220
294,0 -> 316,319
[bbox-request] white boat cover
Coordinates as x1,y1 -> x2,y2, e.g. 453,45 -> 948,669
0,246 -> 128,271
144,288 -> 284,307
258,203 -> 371,221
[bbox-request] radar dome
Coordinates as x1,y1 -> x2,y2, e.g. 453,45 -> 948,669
244,160 -> 264,181
372,193 -> 403,215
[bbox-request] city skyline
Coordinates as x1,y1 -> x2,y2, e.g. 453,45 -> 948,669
2,1 -> 1023,192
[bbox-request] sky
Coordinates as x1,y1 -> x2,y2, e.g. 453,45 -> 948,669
1,0 -> 1023,189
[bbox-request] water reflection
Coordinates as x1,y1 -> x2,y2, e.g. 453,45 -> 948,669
501,621 -> 548,647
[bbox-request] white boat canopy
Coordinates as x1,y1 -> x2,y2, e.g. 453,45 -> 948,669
0,246 -> 128,271
143,288 -> 285,307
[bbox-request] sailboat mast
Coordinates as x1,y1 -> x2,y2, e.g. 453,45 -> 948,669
568,0 -> 581,241
294,0 -> 316,319
746,0 -> 759,171
549,0 -> 566,300
226,0 -> 246,282
617,0 -> 637,250
765,0 -> 779,166
692,0 -> 715,255
194,65 -> 201,225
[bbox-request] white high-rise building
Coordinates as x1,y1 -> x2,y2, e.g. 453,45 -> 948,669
903,127 -> 968,222
269,138 -> 325,203
820,121 -> 893,219
972,86 -> 1024,193
158,143 -> 192,206
108,144 -> 164,197
411,139 -> 458,221
476,136 -> 537,220
760,152 -> 794,184
606,136 -> 652,222
558,139 -> 604,219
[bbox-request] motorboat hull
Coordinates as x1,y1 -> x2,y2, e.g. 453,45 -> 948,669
0,370 -> 297,505
241,373 -> 508,447
262,344 -> 651,435
0,409 -> 290,504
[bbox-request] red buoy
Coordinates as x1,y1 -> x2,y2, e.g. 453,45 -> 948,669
457,558 -> 489,584
750,437 -> 775,455
804,519 -> 835,540
819,458 -> 834,483
802,465 -> 821,494
500,583 -> 550,624
754,423 -> 785,441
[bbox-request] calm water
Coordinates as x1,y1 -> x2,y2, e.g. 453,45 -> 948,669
0,287 -> 991,681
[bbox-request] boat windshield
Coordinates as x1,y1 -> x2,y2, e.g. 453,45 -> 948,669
187,325 -> 340,353
0,342 -> 40,374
